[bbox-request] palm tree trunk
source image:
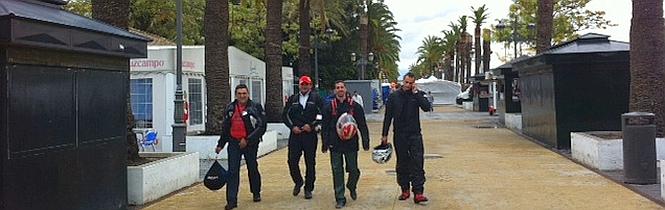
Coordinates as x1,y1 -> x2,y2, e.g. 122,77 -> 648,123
630,0 -> 665,136
536,0 -> 554,53
466,35 -> 472,83
474,25 -> 481,75
204,0 -> 231,135
482,29 -> 491,73
298,0 -> 311,77
92,0 -> 139,162
266,0 -> 284,122
455,42 -> 461,83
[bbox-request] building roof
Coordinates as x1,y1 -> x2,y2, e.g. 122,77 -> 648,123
0,0 -> 148,41
539,33 -> 629,55
129,28 -> 175,46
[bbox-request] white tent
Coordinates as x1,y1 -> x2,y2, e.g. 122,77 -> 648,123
415,77 -> 461,105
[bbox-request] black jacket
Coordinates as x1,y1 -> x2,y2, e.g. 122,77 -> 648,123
282,91 -> 323,133
382,89 -> 431,137
322,97 -> 370,153
217,99 -> 267,147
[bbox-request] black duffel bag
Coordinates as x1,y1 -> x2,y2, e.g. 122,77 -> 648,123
204,160 -> 229,191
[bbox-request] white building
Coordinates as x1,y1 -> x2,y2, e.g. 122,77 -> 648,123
130,46 -> 294,152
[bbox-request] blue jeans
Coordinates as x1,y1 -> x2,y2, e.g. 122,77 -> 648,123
226,140 -> 261,205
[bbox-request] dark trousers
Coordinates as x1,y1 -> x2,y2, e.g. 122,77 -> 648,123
226,140 -> 261,205
287,132 -> 318,192
394,132 -> 426,194
330,151 -> 360,202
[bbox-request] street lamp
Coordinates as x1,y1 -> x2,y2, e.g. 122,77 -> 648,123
351,52 -> 374,80
172,0 -> 186,152
496,18 -> 535,59
313,28 -> 335,89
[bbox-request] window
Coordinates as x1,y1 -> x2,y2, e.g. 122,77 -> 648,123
251,80 -> 262,104
188,78 -> 203,125
131,79 -> 153,128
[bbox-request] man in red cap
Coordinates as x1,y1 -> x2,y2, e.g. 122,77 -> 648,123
282,75 -> 324,199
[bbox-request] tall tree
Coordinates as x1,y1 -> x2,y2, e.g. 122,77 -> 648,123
416,36 -> 444,78
265,0 -> 284,122
441,30 -> 457,81
630,0 -> 665,136
447,22 -> 461,83
471,5 -> 488,75
458,16 -> 468,84
298,0 -> 312,77
482,29 -> 491,73
92,0 -> 140,162
204,0 -> 231,135
536,0 -> 553,53
495,0 -> 614,49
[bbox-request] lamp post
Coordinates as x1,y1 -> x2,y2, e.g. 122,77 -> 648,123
172,0 -> 186,152
314,28 -> 335,89
351,52 -> 374,80
496,16 -> 535,59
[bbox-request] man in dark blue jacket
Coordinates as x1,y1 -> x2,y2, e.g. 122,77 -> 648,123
321,80 -> 370,209
282,76 -> 324,199
215,84 -> 267,210
381,73 -> 432,205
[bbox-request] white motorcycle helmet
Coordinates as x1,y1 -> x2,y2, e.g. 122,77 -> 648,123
372,143 -> 393,164
336,113 -> 358,141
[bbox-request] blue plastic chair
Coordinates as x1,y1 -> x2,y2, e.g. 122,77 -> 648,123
140,130 -> 158,152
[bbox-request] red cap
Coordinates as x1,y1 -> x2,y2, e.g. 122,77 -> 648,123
299,76 -> 312,85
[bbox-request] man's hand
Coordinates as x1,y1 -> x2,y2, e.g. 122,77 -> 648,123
381,136 -> 388,145
239,138 -> 248,149
292,126 -> 303,134
215,145 -> 224,154
302,124 -> 312,133
412,84 -> 419,94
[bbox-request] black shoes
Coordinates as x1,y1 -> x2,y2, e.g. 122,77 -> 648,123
335,200 -> 346,209
253,193 -> 261,202
304,191 -> 313,199
292,183 -> 303,196
224,204 -> 237,210
350,190 -> 357,200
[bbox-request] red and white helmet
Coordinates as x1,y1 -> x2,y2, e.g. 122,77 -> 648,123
336,113 -> 358,141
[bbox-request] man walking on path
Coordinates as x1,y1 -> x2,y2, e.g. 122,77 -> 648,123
215,84 -> 267,210
282,75 -> 324,199
381,72 -> 432,204
321,81 -> 371,209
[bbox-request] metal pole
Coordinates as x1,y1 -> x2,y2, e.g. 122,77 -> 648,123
172,0 -> 186,152
314,46 -> 319,89
361,58 -> 366,80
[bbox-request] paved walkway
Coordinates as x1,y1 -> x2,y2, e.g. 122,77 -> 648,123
142,106 -> 662,210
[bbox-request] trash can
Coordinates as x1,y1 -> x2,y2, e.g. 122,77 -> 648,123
621,112 -> 657,184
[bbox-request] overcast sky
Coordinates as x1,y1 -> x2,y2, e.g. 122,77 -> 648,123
383,0 -> 633,79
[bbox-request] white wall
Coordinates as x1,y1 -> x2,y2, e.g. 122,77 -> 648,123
131,46 -> 293,152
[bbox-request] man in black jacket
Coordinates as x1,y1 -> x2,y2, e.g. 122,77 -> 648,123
282,75 -> 324,199
321,80 -> 370,209
215,84 -> 267,210
381,72 -> 432,204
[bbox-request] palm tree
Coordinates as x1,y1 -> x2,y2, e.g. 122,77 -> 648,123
416,36 -> 444,78
92,0 -> 140,161
447,22 -> 461,83
536,0 -> 553,53
457,16 -> 468,84
265,0 -> 284,122
471,5 -> 488,75
298,0 -> 312,77
482,29 -> 491,73
204,0 -> 231,134
441,30 -> 458,81
630,0 -> 665,136
367,0 -> 401,80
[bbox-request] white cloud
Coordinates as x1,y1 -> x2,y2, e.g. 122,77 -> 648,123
383,0 -> 634,79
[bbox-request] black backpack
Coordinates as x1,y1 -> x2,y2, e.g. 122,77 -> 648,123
204,160 -> 229,191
